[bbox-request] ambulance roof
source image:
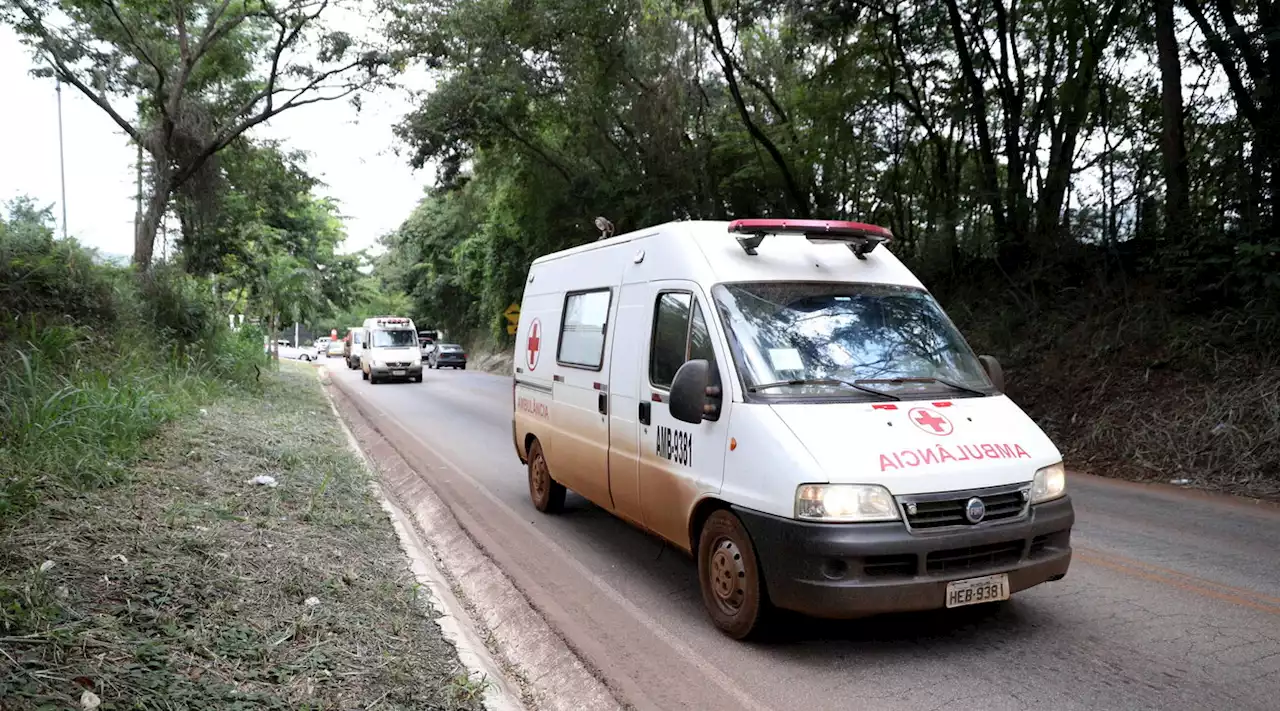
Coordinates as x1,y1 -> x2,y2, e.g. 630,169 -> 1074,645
530,220 -> 924,290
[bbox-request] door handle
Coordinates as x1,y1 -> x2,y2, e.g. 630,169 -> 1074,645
639,401 -> 651,425
598,392 -> 608,415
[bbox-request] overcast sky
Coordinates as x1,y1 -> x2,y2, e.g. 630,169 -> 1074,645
0,24 -> 430,259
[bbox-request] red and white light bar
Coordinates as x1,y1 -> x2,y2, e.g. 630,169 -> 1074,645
727,218 -> 893,258
375,317 -> 411,326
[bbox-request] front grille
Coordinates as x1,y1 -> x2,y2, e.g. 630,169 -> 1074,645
863,554 -> 916,577
900,486 -> 1028,530
386,361 -> 411,368
926,540 -> 1023,574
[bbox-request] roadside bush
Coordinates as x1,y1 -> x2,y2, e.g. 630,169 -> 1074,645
0,215 -> 264,518
0,208 -> 118,329
135,264 -> 222,350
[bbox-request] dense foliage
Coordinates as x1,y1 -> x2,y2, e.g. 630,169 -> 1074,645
379,0 -> 1278,337
372,0 -> 1278,493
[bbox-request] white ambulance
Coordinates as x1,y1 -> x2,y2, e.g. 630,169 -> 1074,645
360,316 -> 423,384
510,219 -> 1073,639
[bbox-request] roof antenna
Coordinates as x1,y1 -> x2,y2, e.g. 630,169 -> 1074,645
594,216 -> 615,240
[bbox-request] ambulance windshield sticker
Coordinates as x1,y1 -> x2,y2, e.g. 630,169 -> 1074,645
526,318 -> 542,370
767,348 -> 804,371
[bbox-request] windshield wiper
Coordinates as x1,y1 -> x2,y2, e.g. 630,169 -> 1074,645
749,378 -> 901,401
855,377 -> 986,398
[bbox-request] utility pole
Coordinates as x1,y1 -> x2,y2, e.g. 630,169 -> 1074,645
55,75 -> 67,239
135,137 -> 143,234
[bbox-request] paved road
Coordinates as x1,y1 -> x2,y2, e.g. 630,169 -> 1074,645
324,359 -> 1280,710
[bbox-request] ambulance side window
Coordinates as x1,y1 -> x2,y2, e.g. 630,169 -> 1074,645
558,288 -> 612,370
650,292 -> 692,389
689,304 -> 715,365
650,292 -> 717,390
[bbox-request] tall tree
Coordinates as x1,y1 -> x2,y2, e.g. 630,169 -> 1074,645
2,0 -> 393,268
1154,0 -> 1190,229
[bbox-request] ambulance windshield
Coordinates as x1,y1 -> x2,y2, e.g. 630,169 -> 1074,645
371,329 -> 418,348
712,282 -> 993,398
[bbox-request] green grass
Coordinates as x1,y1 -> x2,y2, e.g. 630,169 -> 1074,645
0,320 -> 265,518
0,365 -> 481,710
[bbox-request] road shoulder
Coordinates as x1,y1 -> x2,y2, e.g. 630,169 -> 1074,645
321,368 -> 623,711
0,364 -> 491,710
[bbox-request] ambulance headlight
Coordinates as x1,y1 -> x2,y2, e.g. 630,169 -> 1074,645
369,359 -> 383,368
795,484 -> 899,522
1031,462 -> 1066,503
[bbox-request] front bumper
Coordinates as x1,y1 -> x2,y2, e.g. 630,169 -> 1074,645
735,496 -> 1074,618
370,365 -> 422,380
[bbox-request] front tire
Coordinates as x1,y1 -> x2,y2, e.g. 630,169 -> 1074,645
698,510 -> 769,640
526,440 -> 566,513
362,369 -> 369,381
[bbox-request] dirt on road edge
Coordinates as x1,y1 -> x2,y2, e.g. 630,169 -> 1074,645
320,370 -> 625,711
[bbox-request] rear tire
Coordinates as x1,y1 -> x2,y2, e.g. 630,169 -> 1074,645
698,510 -> 770,640
527,440 -> 566,514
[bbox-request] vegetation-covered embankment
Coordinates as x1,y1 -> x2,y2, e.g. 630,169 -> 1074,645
0,204 -> 486,709
0,201 -> 264,517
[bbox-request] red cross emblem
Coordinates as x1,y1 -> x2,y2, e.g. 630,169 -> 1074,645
908,407 -> 952,436
526,318 -> 542,370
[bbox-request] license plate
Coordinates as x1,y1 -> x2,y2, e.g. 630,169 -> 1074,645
392,370 -> 405,376
945,573 -> 1010,608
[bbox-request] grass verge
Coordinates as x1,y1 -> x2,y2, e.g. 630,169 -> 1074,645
0,364 -> 484,710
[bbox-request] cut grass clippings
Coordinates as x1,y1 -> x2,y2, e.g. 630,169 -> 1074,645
0,364 -> 484,710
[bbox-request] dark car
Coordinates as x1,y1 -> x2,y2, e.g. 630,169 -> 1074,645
428,343 -> 467,369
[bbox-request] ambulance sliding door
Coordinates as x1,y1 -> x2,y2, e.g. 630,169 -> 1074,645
604,282 -> 648,524
549,288 -> 614,508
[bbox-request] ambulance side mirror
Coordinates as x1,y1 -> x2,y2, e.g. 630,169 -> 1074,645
670,360 -> 712,424
979,355 -> 1005,393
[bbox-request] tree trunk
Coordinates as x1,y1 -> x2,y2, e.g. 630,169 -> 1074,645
701,0 -> 809,216
270,312 -> 280,361
942,0 -> 1010,242
1036,0 -> 1124,247
1155,0 -> 1191,230
133,158 -> 173,269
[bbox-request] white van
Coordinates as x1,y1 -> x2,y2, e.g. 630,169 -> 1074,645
344,326 -> 365,370
511,219 -> 1073,639
360,316 -> 423,383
